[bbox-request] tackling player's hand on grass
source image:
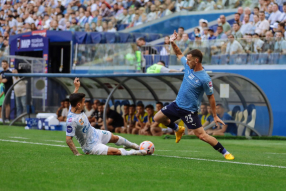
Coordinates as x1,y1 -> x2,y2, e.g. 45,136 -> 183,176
75,153 -> 82,156
213,115 -> 225,127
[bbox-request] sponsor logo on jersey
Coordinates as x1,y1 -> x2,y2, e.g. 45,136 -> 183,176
188,73 -> 195,80
67,126 -> 73,133
79,118 -> 84,125
68,118 -> 72,122
208,81 -> 213,87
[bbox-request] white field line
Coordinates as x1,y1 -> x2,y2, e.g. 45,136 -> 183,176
1,138 -> 286,169
153,155 -> 286,169
45,140 -> 65,143
9,137 -> 29,139
265,153 -> 286,155
0,139 -> 81,149
156,150 -> 199,152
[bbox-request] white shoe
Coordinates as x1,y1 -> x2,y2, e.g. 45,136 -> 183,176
124,143 -> 139,150
5,119 -> 10,123
131,149 -> 147,156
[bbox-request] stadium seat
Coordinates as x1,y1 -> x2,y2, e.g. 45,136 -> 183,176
153,55 -> 161,64
211,55 -> 220,65
118,33 -> 130,43
148,34 -> 161,42
169,55 -> 178,65
219,54 -> 229,65
237,110 -> 248,136
126,34 -> 135,43
268,53 -> 280,64
279,54 -> 286,64
144,55 -> 153,68
231,106 -> 241,119
160,55 -> 169,67
104,32 -> 116,43
245,109 -> 256,137
258,53 -> 269,64
236,54 -> 248,65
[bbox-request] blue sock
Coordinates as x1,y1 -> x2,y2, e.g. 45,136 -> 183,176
168,122 -> 178,131
213,142 -> 227,155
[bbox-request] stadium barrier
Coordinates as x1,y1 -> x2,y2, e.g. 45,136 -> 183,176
2,73 -> 273,137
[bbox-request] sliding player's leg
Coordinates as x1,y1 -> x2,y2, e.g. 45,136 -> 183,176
192,127 -> 234,160
108,133 -> 139,150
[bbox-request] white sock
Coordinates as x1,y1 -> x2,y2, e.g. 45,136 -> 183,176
115,136 -> 133,147
223,151 -> 230,157
119,148 -> 136,156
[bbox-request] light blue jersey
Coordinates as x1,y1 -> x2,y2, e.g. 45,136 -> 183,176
176,56 -> 213,112
66,110 -> 100,154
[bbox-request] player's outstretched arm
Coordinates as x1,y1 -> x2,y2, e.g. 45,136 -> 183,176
66,136 -> 82,156
73,77 -> 80,93
207,94 -> 225,127
170,30 -> 184,60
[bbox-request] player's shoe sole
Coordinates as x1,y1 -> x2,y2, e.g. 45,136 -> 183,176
123,143 -> 139,150
224,153 -> 235,160
175,126 -> 185,143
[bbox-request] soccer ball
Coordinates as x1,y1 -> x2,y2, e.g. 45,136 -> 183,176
139,141 -> 155,155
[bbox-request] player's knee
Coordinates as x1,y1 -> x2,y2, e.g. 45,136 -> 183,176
196,132 -> 208,141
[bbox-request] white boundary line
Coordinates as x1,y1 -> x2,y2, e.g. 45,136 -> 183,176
9,137 -> 29,139
1,138 -> 286,169
154,155 -> 286,169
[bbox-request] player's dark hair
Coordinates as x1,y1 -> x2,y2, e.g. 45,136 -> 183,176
187,49 -> 203,63
156,102 -> 163,106
254,6 -> 259,11
85,100 -> 91,103
69,93 -> 85,107
99,102 -> 105,106
158,60 -> 165,66
216,104 -> 224,109
1,60 -> 8,64
279,22 -> 285,28
138,37 -> 145,42
179,26 -> 184,31
129,104 -> 136,108
124,104 -> 130,107
235,12 -> 241,16
137,103 -> 144,108
201,103 -> 208,107
64,99 -> 69,103
145,104 -> 154,110
217,26 -> 223,30
259,11 -> 265,14
233,21 -> 240,26
195,27 -> 200,32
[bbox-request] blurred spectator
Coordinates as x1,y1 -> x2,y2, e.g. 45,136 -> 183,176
205,0 -> 216,11
100,104 -> 124,132
261,31 -> 274,53
274,31 -> 286,53
253,33 -> 264,53
176,0 -> 185,12
255,11 -> 270,36
90,102 -> 103,129
278,3 -> 286,23
265,4 -> 273,20
189,27 -> 200,40
146,4 -> 157,22
237,6 -> 244,21
115,104 -> 129,133
243,33 -> 254,53
0,60 -> 12,122
243,7 -> 254,23
140,104 -> 155,136
219,15 -> 231,33
146,60 -> 181,73
251,14 -> 260,34
206,104 -> 237,136
216,26 -> 227,40
232,22 -> 243,39
56,100 -> 65,118
133,103 -> 147,134
208,28 -> 216,40
178,26 -> 184,36
196,0 -> 206,11
268,3 -> 281,25
225,34 -> 244,55
84,100 -> 94,118
234,13 -> 242,26
254,6 -> 260,15
160,36 -> 171,55
58,99 -> 69,122
202,104 -> 215,129
201,28 -> 209,40
122,104 -> 136,134
180,0 -> 195,12
12,69 -> 27,117
199,103 -> 210,126
181,33 -> 191,50
228,0 -> 240,9
107,21 -> 116,32
278,23 -> 286,37
240,14 -> 252,35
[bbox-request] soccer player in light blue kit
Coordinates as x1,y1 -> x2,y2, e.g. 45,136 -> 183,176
66,78 -> 147,156
154,31 -> 234,160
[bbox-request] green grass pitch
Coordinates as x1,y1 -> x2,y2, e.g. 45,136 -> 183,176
1,126 -> 286,191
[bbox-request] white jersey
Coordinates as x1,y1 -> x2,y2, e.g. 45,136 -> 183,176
66,110 -> 100,154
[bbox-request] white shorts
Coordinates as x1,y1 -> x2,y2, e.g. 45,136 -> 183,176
162,127 -> 173,134
89,130 -> 112,155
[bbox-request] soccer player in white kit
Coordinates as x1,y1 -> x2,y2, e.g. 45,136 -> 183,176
66,78 -> 147,156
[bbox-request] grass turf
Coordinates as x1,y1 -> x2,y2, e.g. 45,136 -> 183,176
0,126 -> 286,191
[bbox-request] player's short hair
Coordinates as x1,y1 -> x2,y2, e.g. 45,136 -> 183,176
138,37 -> 145,42
145,104 -> 154,110
279,22 -> 285,28
158,60 -> 165,66
129,104 -> 136,108
201,103 -> 208,107
233,21 -> 240,26
235,12 -> 241,16
124,104 -> 130,107
179,26 -> 184,31
85,100 -> 91,103
99,102 -> 105,106
136,103 -> 144,108
217,26 -> 223,30
187,49 -> 203,63
156,102 -> 163,106
1,60 -> 8,64
216,104 -> 224,109
69,93 -> 85,107
259,11 -> 265,15
64,98 -> 69,102
254,6 -> 259,11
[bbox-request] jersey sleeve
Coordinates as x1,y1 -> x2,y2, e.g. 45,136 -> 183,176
143,116 -> 148,123
160,66 -> 171,73
203,79 -> 214,95
66,120 -> 76,137
180,56 -> 187,68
